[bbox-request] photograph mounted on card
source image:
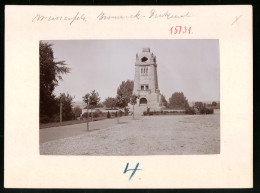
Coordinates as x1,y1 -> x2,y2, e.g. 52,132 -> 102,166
5,5 -> 252,188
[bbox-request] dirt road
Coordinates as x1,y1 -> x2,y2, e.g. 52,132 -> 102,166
40,111 -> 220,155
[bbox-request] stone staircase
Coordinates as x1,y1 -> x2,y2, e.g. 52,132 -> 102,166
133,105 -> 147,118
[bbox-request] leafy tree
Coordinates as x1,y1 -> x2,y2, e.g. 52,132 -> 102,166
195,102 -> 204,109
116,80 -> 134,107
89,90 -> 101,108
83,90 -> 101,121
169,92 -> 189,109
73,106 -> 82,118
130,94 -> 139,119
103,97 -> 117,109
40,41 -> 70,122
161,94 -> 169,107
115,95 -> 128,109
82,93 -> 90,131
83,93 -> 90,106
59,93 -> 75,121
212,101 -> 217,106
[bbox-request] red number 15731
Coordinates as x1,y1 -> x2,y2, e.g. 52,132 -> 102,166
170,26 -> 192,35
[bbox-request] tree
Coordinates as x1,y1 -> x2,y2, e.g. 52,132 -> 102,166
161,94 -> 169,107
40,41 -> 70,123
83,90 -> 101,123
212,101 -> 217,106
130,94 -> 139,120
103,97 -> 117,109
82,93 -> 90,131
116,80 -> 134,107
195,102 -> 204,110
73,106 -> 82,118
115,95 -> 128,109
59,93 -> 75,121
89,90 -> 101,120
169,92 -> 189,109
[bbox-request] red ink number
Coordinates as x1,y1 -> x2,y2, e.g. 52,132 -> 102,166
170,26 -> 192,35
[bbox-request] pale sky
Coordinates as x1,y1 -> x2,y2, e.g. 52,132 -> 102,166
44,40 -> 220,103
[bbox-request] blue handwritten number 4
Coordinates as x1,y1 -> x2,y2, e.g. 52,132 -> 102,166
123,162 -> 142,181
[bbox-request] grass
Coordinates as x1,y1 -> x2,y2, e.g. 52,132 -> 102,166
40,115 -> 125,129
40,117 -> 107,129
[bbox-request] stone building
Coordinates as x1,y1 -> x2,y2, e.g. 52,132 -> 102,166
132,48 -> 163,112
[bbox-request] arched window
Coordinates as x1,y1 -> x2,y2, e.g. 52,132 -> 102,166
141,68 -> 143,73
140,98 -> 148,104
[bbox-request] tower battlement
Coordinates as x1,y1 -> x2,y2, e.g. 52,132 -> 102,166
142,48 -> 150,52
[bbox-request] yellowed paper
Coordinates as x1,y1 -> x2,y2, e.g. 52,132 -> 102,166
5,5 -> 252,188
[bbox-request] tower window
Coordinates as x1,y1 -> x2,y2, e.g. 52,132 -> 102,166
141,57 -> 148,62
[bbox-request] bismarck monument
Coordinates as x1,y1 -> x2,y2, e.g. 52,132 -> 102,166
132,48 -> 164,113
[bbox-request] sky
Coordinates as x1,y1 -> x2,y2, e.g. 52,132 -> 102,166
45,39 -> 220,103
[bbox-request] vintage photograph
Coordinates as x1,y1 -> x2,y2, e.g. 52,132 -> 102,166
39,40 -> 220,155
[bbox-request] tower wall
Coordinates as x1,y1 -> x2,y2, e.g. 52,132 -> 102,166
131,48 -> 163,112
149,65 -> 156,93
154,66 -> 159,90
133,65 -> 140,94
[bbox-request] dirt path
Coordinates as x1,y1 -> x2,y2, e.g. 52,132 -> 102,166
40,116 -> 134,143
40,112 -> 220,155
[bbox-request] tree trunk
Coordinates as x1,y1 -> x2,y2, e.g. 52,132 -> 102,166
91,108 -> 93,121
86,108 -> 89,131
117,110 -> 119,123
60,101 -> 62,126
133,105 -> 135,120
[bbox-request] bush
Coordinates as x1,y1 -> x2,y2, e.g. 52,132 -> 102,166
107,111 -> 111,118
185,107 -> 196,115
119,110 -> 123,116
82,112 -> 89,118
199,107 -> 214,114
206,108 -> 214,114
110,112 -> 116,117
82,110 -> 105,119
124,108 -> 129,116
50,114 -> 60,122
40,115 -> 50,123
92,111 -> 100,118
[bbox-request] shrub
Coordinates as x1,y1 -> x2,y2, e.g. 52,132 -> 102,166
107,111 -> 111,118
200,108 -> 205,114
110,112 -> 116,117
92,111 -> 100,118
51,114 -> 60,122
199,107 -> 214,114
119,110 -> 123,116
206,108 -> 214,114
185,107 -> 196,115
124,108 -> 129,116
82,112 -> 89,118
40,115 -> 50,123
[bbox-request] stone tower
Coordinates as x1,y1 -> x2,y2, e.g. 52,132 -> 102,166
133,48 -> 162,111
